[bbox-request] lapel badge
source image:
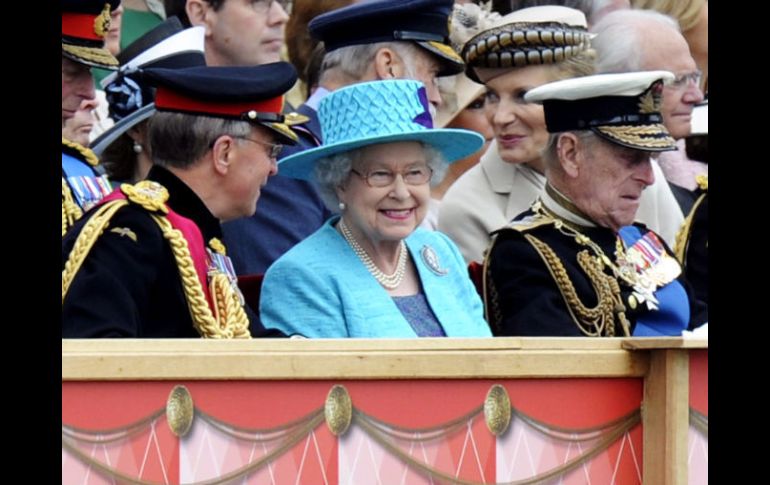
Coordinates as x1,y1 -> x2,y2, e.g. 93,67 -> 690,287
421,245 -> 448,276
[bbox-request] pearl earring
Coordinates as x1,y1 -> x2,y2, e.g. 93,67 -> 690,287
132,142 -> 143,154
338,202 -> 346,211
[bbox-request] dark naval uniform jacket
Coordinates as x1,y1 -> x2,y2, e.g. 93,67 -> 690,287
675,178 -> 708,306
62,166 -> 284,338
484,194 -> 708,337
221,102 -> 331,276
61,138 -> 112,236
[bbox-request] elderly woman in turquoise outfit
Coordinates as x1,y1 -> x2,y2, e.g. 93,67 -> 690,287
260,79 -> 492,338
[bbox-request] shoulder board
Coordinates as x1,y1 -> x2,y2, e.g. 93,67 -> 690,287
695,174 -> 708,192
500,212 -> 556,233
62,137 -> 99,167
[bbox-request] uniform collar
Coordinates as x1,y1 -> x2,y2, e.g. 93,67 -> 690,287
147,165 -> 222,241
541,183 -> 596,229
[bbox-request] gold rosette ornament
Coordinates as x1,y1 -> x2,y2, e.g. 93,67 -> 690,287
325,385 -> 352,436
166,385 -> 194,437
484,384 -> 511,435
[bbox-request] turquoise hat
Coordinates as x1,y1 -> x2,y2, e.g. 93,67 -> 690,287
277,79 -> 484,181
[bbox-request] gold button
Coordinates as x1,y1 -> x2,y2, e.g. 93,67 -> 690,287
627,295 -> 638,310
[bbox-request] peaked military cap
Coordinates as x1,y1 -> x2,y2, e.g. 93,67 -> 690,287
525,71 -> 677,151
62,0 -> 120,68
309,0 -> 464,76
461,6 -> 592,83
141,63 -> 301,144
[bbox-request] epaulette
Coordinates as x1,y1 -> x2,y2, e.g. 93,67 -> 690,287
695,174 -> 708,192
62,137 -> 99,167
500,211 -> 556,233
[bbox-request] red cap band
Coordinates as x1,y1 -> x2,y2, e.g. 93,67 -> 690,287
154,87 -> 284,119
62,13 -> 104,41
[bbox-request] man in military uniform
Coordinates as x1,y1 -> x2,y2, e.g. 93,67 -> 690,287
62,62 -> 299,338
62,0 -> 121,235
221,0 -> 466,277
483,71 -> 708,337
675,101 -> 708,306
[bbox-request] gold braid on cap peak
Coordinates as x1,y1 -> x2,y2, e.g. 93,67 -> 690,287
595,124 -> 675,149
462,22 -> 590,69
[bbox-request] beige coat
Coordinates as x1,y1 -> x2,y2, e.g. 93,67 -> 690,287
437,140 -> 685,263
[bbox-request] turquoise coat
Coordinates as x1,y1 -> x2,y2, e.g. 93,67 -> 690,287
260,217 -> 492,338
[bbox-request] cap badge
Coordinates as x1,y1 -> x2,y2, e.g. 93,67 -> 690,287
94,4 -> 112,39
638,81 -> 663,114
421,245 -> 448,276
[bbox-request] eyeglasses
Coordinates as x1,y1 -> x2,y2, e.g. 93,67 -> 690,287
665,71 -> 702,90
236,136 -> 284,159
350,165 -> 434,187
251,0 -> 293,14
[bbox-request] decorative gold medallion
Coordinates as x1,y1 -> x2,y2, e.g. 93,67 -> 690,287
166,385 -> 194,437
121,181 -> 169,214
93,4 -> 112,39
484,384 -> 511,436
325,385 -> 352,436
283,112 -> 311,125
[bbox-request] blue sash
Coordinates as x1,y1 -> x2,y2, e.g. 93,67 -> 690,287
619,226 -> 689,336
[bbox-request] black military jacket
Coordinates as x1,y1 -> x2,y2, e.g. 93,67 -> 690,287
484,202 -> 707,337
62,166 -> 283,338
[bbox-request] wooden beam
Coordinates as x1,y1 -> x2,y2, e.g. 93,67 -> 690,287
62,339 -> 649,380
642,349 -> 689,485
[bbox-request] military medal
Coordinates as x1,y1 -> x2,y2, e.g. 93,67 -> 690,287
421,245 -> 448,276
206,239 -> 244,306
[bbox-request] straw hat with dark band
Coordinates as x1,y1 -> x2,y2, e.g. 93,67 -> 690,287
460,6 -> 592,83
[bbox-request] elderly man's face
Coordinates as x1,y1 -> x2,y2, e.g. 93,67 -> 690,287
202,0 -> 289,66
62,57 -> 96,126
641,25 -> 704,140
572,136 -> 656,231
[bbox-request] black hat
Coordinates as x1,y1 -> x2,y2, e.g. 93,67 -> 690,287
141,63 -> 301,144
309,0 -> 464,76
525,71 -> 677,152
61,0 -> 120,68
90,21 -> 207,156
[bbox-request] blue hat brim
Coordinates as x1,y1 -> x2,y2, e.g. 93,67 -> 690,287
278,129 -> 484,181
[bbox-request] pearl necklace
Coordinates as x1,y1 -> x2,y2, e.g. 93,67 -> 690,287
338,218 -> 407,289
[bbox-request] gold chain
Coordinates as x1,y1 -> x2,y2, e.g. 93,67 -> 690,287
338,218 -> 407,290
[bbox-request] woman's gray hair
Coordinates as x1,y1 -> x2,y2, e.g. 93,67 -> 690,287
314,142 -> 448,211
147,111 -> 252,169
591,9 -> 680,73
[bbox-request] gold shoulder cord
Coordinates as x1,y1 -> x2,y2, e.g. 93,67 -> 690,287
61,181 -> 250,339
673,176 -> 708,263
481,236 -> 504,333
62,137 -> 100,167
62,178 -> 83,236
524,234 -> 631,337
61,137 -> 100,236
